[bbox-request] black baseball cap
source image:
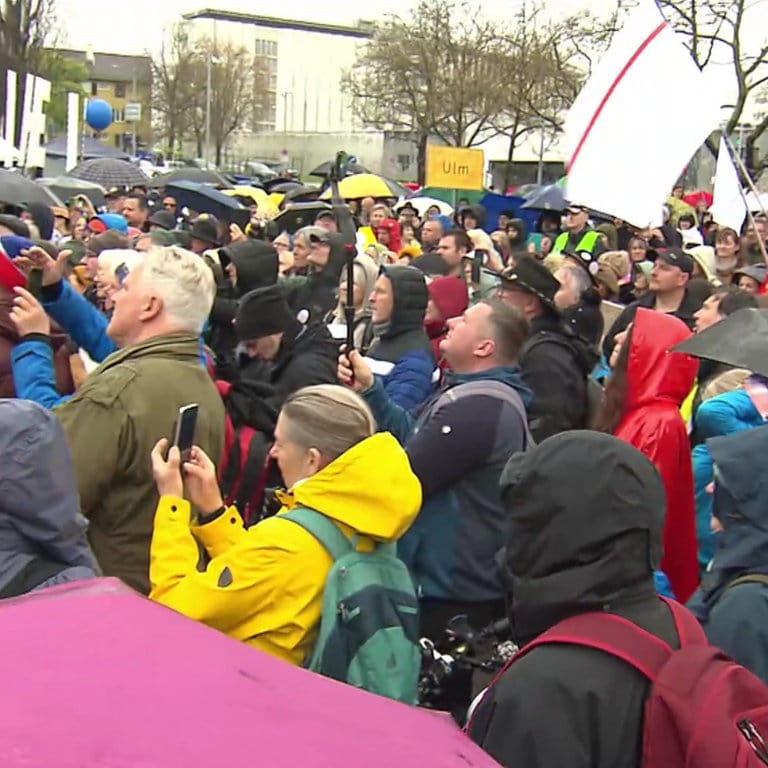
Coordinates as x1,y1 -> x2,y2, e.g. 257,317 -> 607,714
656,247 -> 694,275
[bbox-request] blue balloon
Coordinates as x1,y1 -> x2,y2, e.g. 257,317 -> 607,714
85,99 -> 112,131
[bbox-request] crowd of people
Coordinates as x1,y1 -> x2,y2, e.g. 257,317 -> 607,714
3,176 -> 768,766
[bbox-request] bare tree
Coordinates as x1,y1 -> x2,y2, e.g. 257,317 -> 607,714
657,0 -> 768,173
0,0 -> 57,144
150,24 -> 199,157
187,39 -> 258,165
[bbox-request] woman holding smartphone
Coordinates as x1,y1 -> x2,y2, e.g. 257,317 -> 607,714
148,384 -> 421,667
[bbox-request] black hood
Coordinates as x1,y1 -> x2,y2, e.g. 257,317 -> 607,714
501,431 -> 665,645
460,204 -> 486,229
530,311 -> 599,375
380,264 -> 428,338
220,240 -> 278,295
25,202 -> 54,241
507,218 -> 527,247
319,233 -> 350,285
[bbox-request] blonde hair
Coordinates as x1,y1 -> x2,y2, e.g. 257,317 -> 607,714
281,385 -> 375,466
139,246 -> 216,333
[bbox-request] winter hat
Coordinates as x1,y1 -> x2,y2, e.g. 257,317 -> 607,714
0,214 -> 31,238
427,275 -> 469,321
235,284 -> 295,342
598,250 -> 631,282
634,260 -> 654,280
148,210 -> 177,231
88,213 -> 129,235
189,215 -> 221,246
685,245 -> 718,285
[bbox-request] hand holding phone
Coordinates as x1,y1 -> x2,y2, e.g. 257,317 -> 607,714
172,404 -> 199,463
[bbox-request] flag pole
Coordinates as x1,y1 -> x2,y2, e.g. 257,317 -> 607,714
720,134 -> 768,267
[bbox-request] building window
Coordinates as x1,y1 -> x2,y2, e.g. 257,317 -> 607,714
113,108 -> 125,123
90,82 -> 97,96
114,83 -> 126,98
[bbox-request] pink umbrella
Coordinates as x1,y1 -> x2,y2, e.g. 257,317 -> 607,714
0,579 -> 499,767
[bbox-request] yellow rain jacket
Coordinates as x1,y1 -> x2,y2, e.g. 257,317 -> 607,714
149,432 -> 422,665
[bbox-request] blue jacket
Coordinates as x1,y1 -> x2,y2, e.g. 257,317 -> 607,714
692,388 -> 763,570
373,348 -> 435,412
0,400 -> 98,594
364,366 -> 533,602
11,280 -> 210,409
688,424 -> 768,684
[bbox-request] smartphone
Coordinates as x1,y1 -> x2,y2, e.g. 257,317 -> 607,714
172,404 -> 198,462
27,268 -> 43,301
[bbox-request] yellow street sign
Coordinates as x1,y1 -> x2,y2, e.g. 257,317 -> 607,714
425,145 -> 485,190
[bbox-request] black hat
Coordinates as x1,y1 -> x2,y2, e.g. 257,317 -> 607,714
656,247 -> 694,275
189,215 -> 221,246
500,257 -> 560,309
235,284 -> 295,342
314,210 -> 335,222
148,210 -> 177,231
0,214 -> 31,238
563,249 -> 600,284
105,187 -> 125,199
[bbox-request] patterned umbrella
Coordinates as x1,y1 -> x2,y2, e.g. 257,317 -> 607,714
69,158 -> 150,188
0,169 -> 63,207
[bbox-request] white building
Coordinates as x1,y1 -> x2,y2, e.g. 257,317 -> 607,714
181,10 -> 374,135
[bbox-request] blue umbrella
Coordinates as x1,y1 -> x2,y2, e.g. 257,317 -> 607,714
164,180 -> 248,227
522,184 -> 567,211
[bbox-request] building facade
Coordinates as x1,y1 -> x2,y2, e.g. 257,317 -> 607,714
57,49 -> 152,152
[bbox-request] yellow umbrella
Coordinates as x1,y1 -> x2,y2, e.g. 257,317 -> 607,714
225,186 -> 279,217
319,173 -> 408,201
268,192 -> 285,210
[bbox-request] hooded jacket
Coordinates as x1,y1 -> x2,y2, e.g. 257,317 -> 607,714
460,205 -> 486,230
424,275 -> 469,371
150,432 -> 421,665
329,255 -> 378,353
285,233 -> 348,324
0,400 -> 98,596
208,240 -> 279,375
507,218 -> 528,261
688,425 -> 768,683
363,366 -> 533,603
469,432 -> 679,768
519,310 -> 597,442
376,218 -> 402,253
367,265 -> 435,411
614,308 -> 700,602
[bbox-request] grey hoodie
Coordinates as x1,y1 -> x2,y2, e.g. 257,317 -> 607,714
0,400 -> 98,596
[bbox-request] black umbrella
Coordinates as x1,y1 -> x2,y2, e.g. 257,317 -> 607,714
310,160 -> 368,178
522,183 -> 567,211
281,184 -> 321,206
673,308 -> 768,377
39,176 -> 106,207
164,180 -> 248,228
69,158 -> 150,188
269,202 -> 333,235
263,178 -> 302,193
152,168 -> 232,189
0,169 -> 63,207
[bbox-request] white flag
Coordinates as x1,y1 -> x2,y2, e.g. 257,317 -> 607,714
565,0 -> 721,228
710,137 -> 747,232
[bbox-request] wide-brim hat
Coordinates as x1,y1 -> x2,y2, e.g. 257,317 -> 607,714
500,257 -> 560,309
189,215 -> 221,246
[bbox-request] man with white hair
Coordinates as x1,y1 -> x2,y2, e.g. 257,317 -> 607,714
10,246 -> 225,594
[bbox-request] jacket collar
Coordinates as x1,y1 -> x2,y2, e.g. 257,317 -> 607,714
98,331 -> 200,374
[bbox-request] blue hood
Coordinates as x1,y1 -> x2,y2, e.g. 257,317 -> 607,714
445,365 -> 533,408
688,423 -> 768,620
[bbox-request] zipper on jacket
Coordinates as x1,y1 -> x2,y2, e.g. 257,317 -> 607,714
738,718 -> 768,765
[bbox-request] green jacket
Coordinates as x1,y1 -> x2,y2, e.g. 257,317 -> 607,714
54,333 -> 225,594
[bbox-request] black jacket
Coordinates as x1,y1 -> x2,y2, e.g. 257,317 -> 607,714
285,234 -> 348,324
208,241 -> 279,379
602,289 -> 700,361
267,320 -> 339,406
469,432 -> 680,768
518,312 -> 597,442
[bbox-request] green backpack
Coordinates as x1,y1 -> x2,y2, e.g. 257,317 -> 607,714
281,507 -> 421,704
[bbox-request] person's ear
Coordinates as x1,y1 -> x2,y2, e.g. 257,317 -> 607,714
139,293 -> 163,322
474,338 -> 495,359
306,447 -> 322,474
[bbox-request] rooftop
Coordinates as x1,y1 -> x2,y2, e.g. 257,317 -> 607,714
181,9 -> 376,39
55,49 -> 152,83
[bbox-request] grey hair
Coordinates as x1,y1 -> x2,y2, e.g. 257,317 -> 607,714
139,245 -> 215,333
294,226 -> 326,246
280,385 -> 375,466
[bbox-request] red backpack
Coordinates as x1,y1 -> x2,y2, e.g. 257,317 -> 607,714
216,380 -> 275,525
477,597 -> 768,766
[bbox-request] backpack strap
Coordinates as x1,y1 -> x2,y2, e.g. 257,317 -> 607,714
727,573 -> 768,590
659,596 -> 707,645
512,610 -> 675,681
444,380 -> 534,448
281,508 -> 353,561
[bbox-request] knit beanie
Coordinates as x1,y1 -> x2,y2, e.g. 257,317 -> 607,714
235,284 -> 295,341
